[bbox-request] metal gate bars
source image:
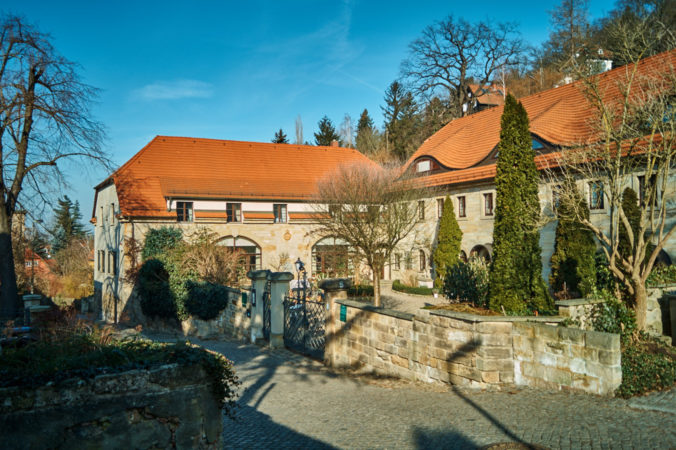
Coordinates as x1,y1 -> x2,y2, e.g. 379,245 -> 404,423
262,279 -> 271,340
283,297 -> 325,360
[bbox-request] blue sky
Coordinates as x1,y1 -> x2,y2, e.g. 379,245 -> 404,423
7,0 -> 616,226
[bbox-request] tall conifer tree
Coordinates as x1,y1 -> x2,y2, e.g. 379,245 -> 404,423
314,116 -> 340,146
549,187 -> 596,297
489,94 -> 551,313
433,196 -> 463,288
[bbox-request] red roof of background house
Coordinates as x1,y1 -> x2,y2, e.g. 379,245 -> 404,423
467,83 -> 507,107
96,137 -> 378,219
406,50 -> 676,174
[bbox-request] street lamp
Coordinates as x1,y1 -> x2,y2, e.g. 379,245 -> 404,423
294,258 -> 307,301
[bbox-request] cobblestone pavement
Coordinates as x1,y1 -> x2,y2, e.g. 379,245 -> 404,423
150,334 -> 675,450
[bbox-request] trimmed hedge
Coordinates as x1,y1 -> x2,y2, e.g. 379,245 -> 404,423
347,284 -> 374,297
392,280 -> 434,296
184,281 -> 230,321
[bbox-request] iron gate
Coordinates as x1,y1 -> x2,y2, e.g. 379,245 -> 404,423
283,297 -> 326,359
263,279 -> 271,340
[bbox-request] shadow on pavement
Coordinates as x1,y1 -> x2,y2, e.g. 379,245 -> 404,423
412,427 -> 479,450
224,404 -> 336,449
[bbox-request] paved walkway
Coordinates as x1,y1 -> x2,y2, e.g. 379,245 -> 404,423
148,333 -> 676,449
379,280 -> 446,314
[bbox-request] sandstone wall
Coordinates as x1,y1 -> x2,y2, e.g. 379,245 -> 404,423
512,322 -> 621,395
328,299 -> 621,395
0,364 -> 222,449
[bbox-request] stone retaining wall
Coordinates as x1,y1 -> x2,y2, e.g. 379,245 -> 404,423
556,284 -> 675,337
327,299 -> 620,395
512,322 -> 621,395
0,364 -> 222,449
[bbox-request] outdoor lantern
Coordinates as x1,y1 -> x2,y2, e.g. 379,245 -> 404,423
295,258 -> 305,273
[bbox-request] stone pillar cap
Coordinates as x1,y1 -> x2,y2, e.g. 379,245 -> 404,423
319,278 -> 352,291
247,269 -> 271,280
267,271 -> 294,282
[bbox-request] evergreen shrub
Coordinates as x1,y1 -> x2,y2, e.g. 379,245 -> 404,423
443,256 -> 489,307
138,258 -> 176,319
489,94 -> 551,314
549,189 -> 596,297
616,341 -> 676,398
433,196 -> 462,288
347,284 -> 374,297
142,227 -> 183,260
184,281 -> 230,321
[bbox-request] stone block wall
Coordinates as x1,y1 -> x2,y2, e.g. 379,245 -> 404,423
512,322 -> 621,395
0,364 -> 222,449
328,299 -> 621,395
556,298 -> 606,330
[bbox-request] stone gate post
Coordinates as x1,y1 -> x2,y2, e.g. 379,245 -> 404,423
268,271 -> 294,349
319,278 -> 351,366
247,269 -> 270,343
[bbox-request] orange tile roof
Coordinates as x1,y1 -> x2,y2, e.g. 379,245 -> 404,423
407,50 -> 676,172
468,84 -> 506,106
98,137 -> 377,218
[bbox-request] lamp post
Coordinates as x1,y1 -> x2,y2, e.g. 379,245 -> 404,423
294,257 -> 306,302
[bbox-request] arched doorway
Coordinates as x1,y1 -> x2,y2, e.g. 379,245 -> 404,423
470,244 -> 492,263
312,237 -> 351,277
216,235 -> 261,272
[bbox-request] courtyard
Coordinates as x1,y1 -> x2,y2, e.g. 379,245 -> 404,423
148,333 -> 676,449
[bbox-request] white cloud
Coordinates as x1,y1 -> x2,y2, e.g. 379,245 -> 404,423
133,79 -> 213,101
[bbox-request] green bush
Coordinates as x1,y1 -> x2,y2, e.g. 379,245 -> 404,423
433,195 -> 463,288
0,335 -> 239,414
138,258 -> 176,319
392,280 -> 434,296
589,290 -> 637,344
549,188 -> 596,297
347,284 -> 374,297
185,281 -> 230,320
647,264 -> 676,287
594,252 -> 619,292
443,256 -> 489,307
142,227 -> 183,260
489,95 -> 551,314
616,341 -> 676,398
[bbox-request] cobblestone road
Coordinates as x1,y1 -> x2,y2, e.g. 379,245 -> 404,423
154,336 -> 675,450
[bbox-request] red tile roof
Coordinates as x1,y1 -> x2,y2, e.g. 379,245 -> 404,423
468,84 -> 507,107
98,137 -> 377,218
407,50 -> 676,173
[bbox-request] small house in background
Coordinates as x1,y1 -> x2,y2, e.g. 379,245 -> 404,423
463,83 -> 507,115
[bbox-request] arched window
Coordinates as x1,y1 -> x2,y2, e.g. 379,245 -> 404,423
216,236 -> 261,272
312,237 -> 351,277
459,250 -> 468,262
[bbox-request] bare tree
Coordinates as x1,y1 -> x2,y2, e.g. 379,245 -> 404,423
312,163 -> 419,306
545,0 -> 591,69
295,114 -> 303,145
0,16 -> 108,319
339,113 -> 354,148
549,53 -> 676,331
401,15 -> 523,117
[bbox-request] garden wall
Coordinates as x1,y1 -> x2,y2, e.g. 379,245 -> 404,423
556,284 -> 676,338
512,322 -> 621,395
0,364 -> 222,449
327,299 -> 621,395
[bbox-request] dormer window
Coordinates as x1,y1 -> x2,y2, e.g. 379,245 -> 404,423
532,139 -> 544,150
416,160 -> 431,173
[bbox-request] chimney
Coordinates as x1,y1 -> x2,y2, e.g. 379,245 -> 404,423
330,140 -> 339,147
